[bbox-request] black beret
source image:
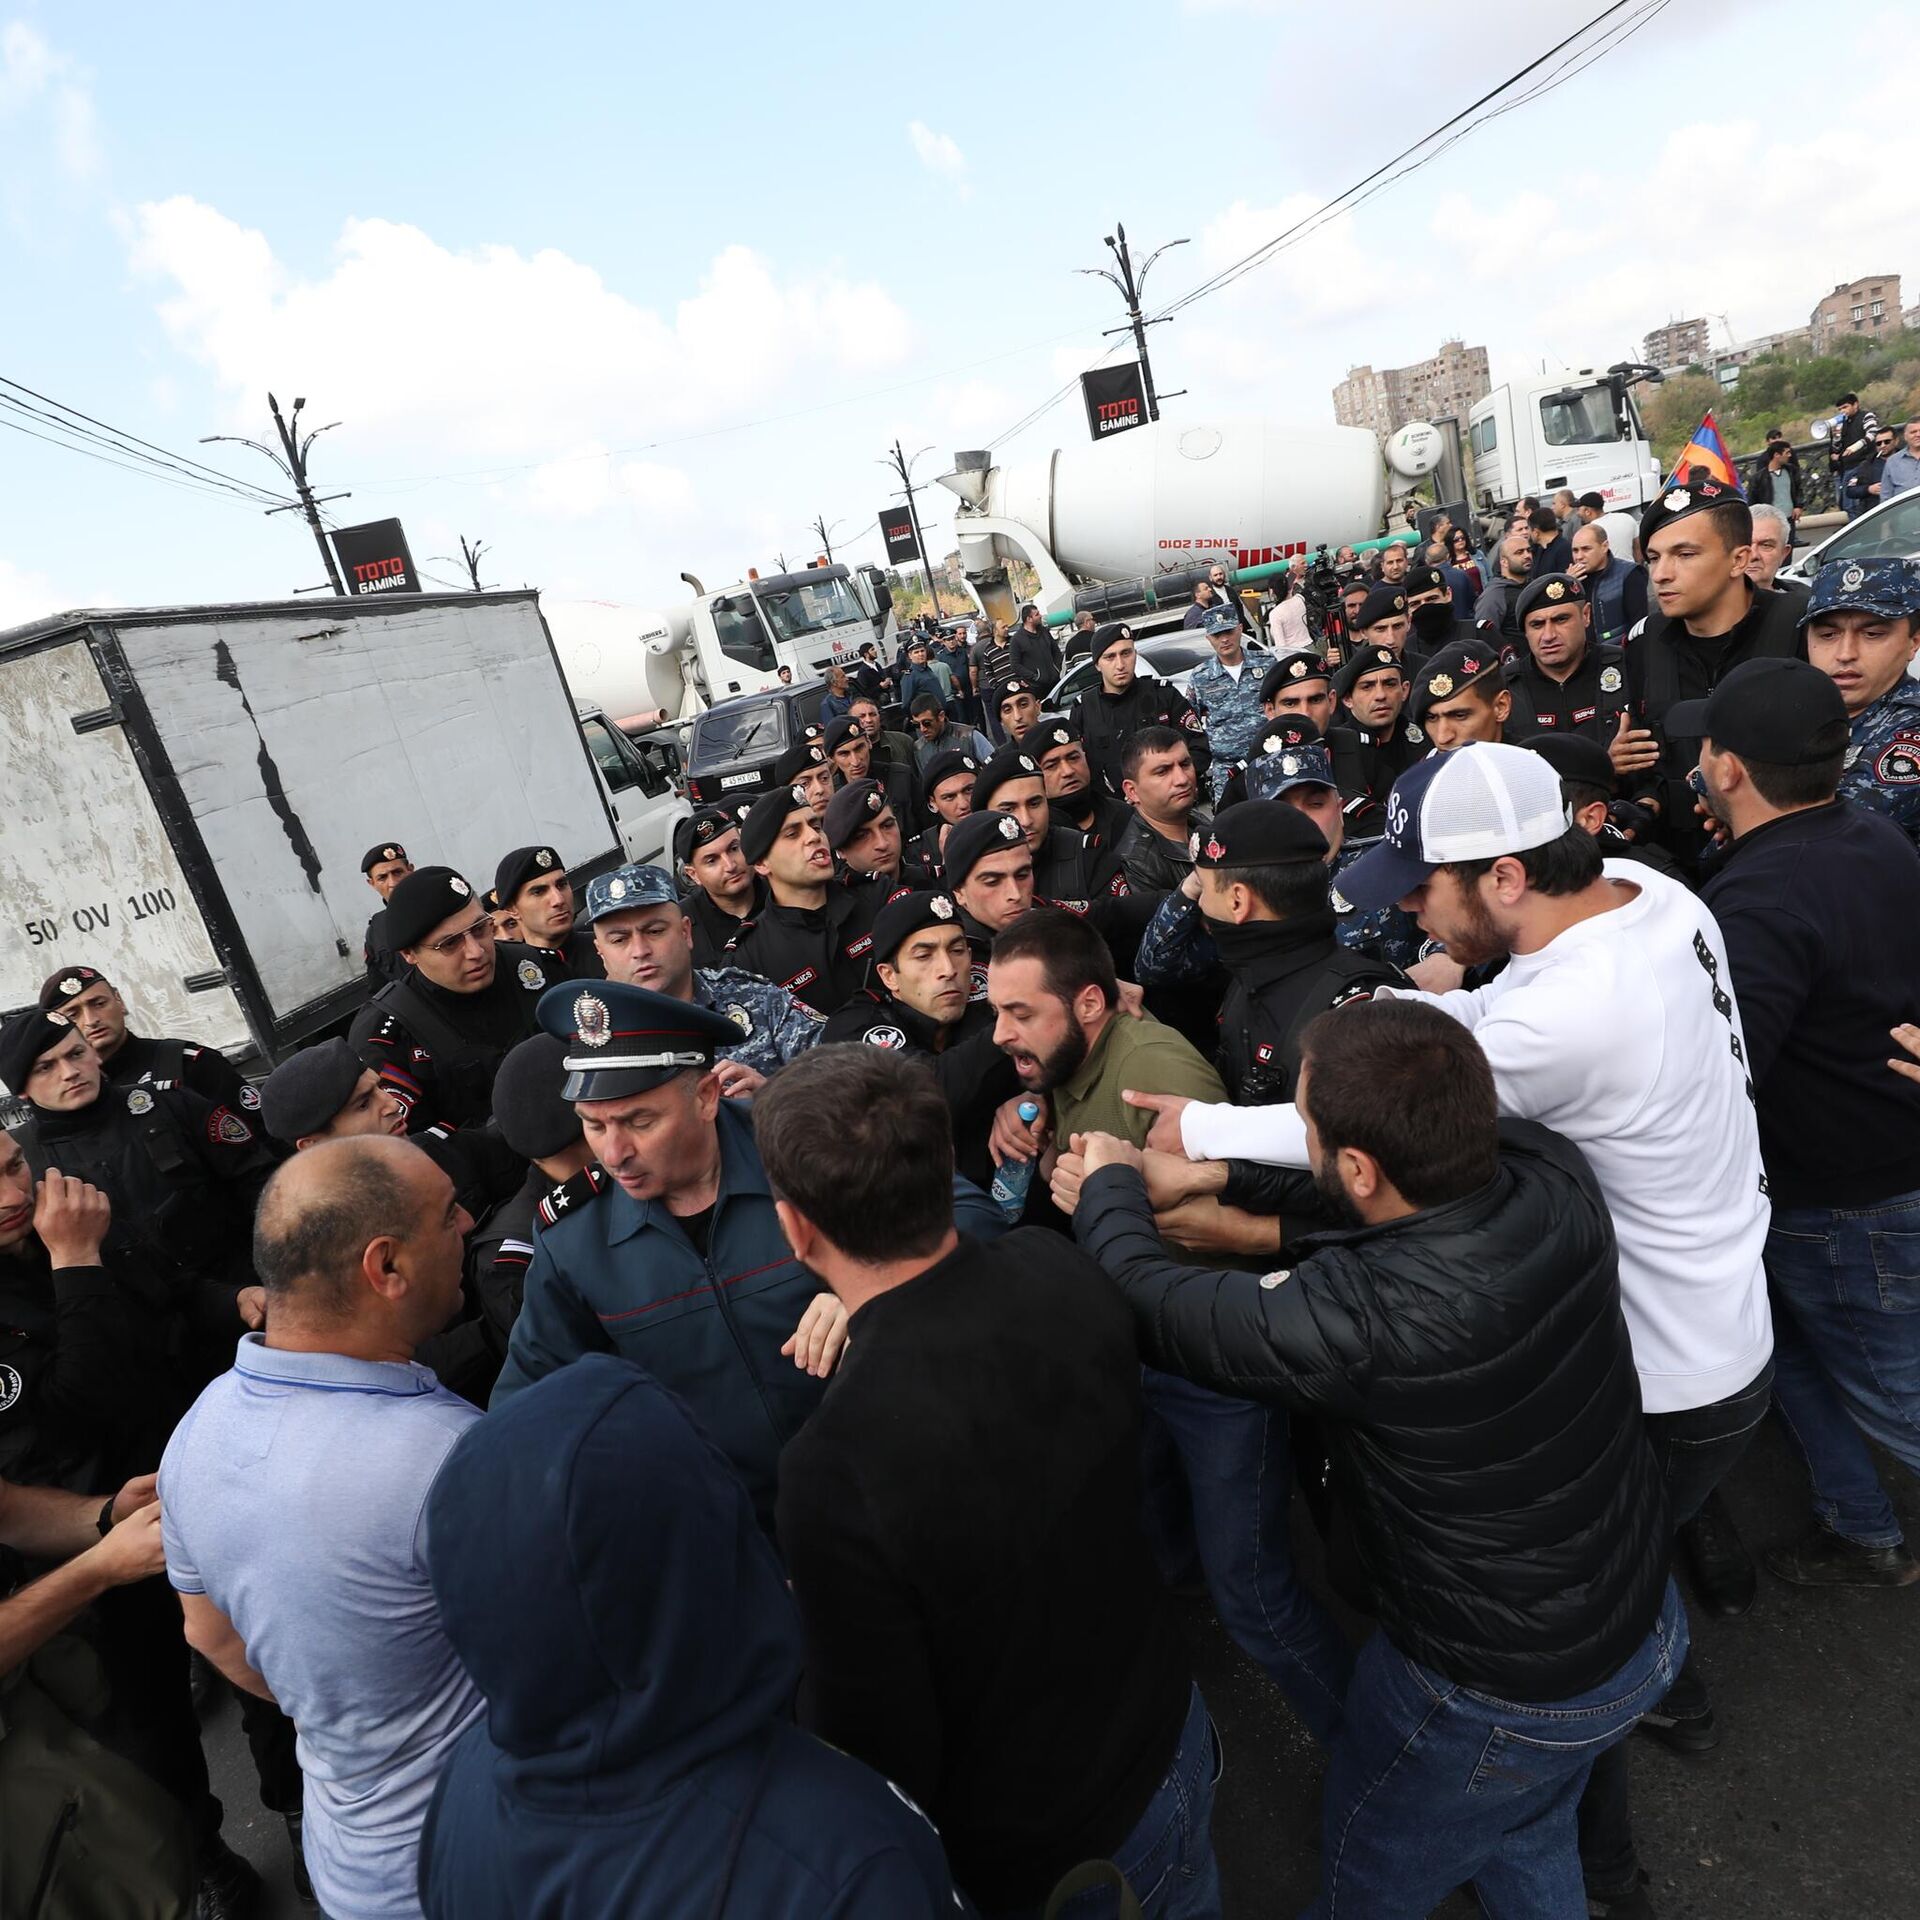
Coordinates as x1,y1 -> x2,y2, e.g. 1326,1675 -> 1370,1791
385,867 -> 483,951
1410,641 -> 1504,722
942,809 -> 1030,889
1033,713 -> 1083,749
672,807 -> 734,868
871,890 -> 964,966
1259,650 -> 1332,703
38,965 -> 109,1012
491,1032 -> 583,1160
773,740 -> 829,784
259,1037 -> 366,1144
973,744 -> 1045,811
1090,622 -> 1133,665
1403,563 -> 1448,598
494,845 -> 566,907
0,1010 -> 79,1098
1514,572 -> 1586,625
990,676 -> 1038,711
739,784 -> 813,865
1638,475 -> 1740,554
1333,645 -> 1407,698
822,715 -> 863,753
1192,801 -> 1328,869
1521,731 -> 1617,795
361,842 -> 408,874
1355,586 -> 1410,630
823,778 -> 889,852
920,749 -> 980,804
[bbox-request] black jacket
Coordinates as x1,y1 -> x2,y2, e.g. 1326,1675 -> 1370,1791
1117,811 -> 1205,894
1502,642 -> 1630,744
684,875 -> 768,970
1704,800 -> 1920,1208
1070,681 -> 1211,798
1033,821 -> 1129,905
1075,1119 -> 1669,1702
1051,789 -> 1136,855
1328,720 -> 1424,836
727,887 -> 880,1014
102,1032 -> 250,1113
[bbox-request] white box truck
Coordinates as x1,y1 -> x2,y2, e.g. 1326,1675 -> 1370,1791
0,591 -> 671,1069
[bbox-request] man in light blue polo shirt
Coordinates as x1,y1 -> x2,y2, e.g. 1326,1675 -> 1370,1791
160,1134 -> 482,1920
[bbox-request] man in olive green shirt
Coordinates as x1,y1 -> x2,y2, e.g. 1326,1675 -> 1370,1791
986,909 -> 1354,1747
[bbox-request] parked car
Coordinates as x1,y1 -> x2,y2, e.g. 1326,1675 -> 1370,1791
1780,488 -> 1920,584
681,680 -> 827,808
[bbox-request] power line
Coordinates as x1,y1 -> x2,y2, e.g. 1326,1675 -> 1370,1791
0,412 -> 294,509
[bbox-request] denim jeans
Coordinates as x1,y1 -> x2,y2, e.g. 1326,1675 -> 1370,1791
1766,1193 -> 1920,1550
1308,1582 -> 1687,1920
1036,1684 -> 1223,1920
1577,1361 -> 1773,1894
1141,1368 -> 1354,1745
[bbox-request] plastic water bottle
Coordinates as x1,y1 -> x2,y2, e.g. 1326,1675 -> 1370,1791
989,1101 -> 1044,1220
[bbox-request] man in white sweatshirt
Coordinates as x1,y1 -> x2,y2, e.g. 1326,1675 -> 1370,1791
1132,742 -> 1773,1920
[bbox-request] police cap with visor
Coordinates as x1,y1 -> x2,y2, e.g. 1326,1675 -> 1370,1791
537,981 -> 741,1103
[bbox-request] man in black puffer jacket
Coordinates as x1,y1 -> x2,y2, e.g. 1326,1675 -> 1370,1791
1062,997 -> 1683,1920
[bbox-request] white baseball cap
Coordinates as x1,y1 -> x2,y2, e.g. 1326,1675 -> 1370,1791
1337,742 -> 1571,911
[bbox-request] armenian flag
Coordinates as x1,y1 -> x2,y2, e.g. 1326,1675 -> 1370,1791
1663,412 -> 1744,494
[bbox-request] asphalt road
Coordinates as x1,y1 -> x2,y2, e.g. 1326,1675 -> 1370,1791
205,1415 -> 1918,1919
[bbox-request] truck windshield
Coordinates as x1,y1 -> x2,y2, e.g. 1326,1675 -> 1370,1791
754,576 -> 866,643
1539,386 -> 1621,447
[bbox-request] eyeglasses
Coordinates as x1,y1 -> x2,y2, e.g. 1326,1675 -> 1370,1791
425,914 -> 495,956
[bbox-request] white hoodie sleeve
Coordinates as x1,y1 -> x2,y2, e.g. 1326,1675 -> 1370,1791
1180,1100 -> 1311,1166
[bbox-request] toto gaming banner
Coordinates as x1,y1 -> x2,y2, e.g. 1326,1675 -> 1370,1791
878,506 -> 921,565
1081,362 -> 1147,442
331,518 -> 423,596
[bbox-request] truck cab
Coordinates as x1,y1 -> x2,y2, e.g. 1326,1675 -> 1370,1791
659,563 -> 896,703
1468,364 -> 1663,518
576,705 -> 689,867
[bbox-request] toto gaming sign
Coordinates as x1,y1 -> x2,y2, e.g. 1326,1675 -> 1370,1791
1080,362 -> 1147,442
878,506 -> 921,565
331,518 -> 423,596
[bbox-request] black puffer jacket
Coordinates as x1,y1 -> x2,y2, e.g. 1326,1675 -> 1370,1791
1076,1118 -> 1668,1702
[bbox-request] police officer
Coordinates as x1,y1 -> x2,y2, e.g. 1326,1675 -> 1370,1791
1350,585 -> 1415,662
1188,606 -> 1274,803
1261,649 -> 1338,735
584,862 -> 823,1093
361,840 -> 414,986
772,737 -> 835,812
490,982 -> 843,1529
910,746 -> 981,877
495,844 -> 602,979
973,742 -> 1126,904
1069,622 -> 1211,798
1799,556 -> 1920,847
820,890 -> 1019,1188
988,675 -> 1047,747
727,786 -> 879,1014
945,809 -> 1046,1001
1036,715 -> 1132,853
1328,644 -> 1422,835
675,809 -> 767,967
1404,561 -> 1475,658
823,780 -> 929,891
1411,641 -> 1511,752
35,966 -> 253,1115
1503,573 -> 1630,743
823,713 -> 918,823
349,866 -> 567,1130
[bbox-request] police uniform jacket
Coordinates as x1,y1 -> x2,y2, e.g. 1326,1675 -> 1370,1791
525,925 -> 605,981
686,875 -> 769,971
1070,680 -> 1212,798
726,887 -> 880,1015
351,942 -> 566,1131
1502,642 -> 1630,744
1328,720 -> 1424,837
1188,644 -> 1274,795
364,907 -> 404,989
468,1162 -> 547,1354
1841,678 -> 1920,848
1051,789 -> 1135,856
1032,821 -> 1129,906
692,966 -> 826,1077
490,1100 -> 829,1526
102,1031 -> 253,1115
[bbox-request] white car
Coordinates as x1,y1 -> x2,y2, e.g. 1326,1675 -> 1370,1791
1047,634 -> 1212,712
1779,488 -> 1920,585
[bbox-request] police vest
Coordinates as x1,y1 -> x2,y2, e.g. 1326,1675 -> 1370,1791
1221,946 -> 1388,1107
373,959 -> 550,1127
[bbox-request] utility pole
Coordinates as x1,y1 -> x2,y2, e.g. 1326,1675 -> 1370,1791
809,513 -> 843,563
1078,223 -> 1189,423
203,393 -> 351,594
881,439 -> 943,619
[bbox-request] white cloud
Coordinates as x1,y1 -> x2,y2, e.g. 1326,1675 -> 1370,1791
0,555 -> 70,630
0,22 -> 100,179
127,201 -> 914,471
907,120 -> 969,196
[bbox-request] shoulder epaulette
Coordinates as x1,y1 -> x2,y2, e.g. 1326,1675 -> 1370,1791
537,1165 -> 609,1229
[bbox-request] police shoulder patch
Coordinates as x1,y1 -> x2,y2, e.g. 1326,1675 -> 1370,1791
238,1084 -> 262,1111
537,1165 -> 609,1229
0,1362 -> 20,1413
863,1024 -> 907,1050
1875,729 -> 1920,786
1258,1269 -> 1292,1290
208,1107 -> 254,1146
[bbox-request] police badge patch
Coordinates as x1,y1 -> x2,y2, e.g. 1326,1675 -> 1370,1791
209,1109 -> 254,1145
1876,732 -> 1920,786
239,1085 -> 262,1111
58,975 -> 83,997
723,1005 -> 753,1036
574,993 -> 612,1046
126,1087 -> 154,1115
450,876 -> 471,897
1841,563 -> 1867,593
517,959 -> 545,990
930,895 -> 955,920
0,1364 -> 20,1413
1599,665 -> 1623,693
864,1026 -> 907,1050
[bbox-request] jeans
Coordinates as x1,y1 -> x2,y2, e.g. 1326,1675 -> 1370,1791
1578,1361 -> 1773,1894
1041,1684 -> 1224,1920
1766,1193 -> 1920,1549
1141,1368 -> 1353,1745
1309,1582 -> 1687,1920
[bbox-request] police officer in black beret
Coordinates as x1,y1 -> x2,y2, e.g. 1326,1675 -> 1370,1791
823,713 -> 918,824
726,787 -> 881,1014
1328,644 -> 1422,833
823,779 -> 929,892
820,891 -> 1021,1188
494,844 -> 602,980
1350,585 -> 1416,661
912,746 -> 983,877
1035,714 -> 1134,854
36,965 -> 254,1115
1068,622 -> 1211,798
361,840 -> 414,986
675,808 -> 768,968
1503,573 -> 1630,744
772,738 -> 835,812
348,867 -> 568,1131
974,742 -> 1126,905
1411,641 -> 1511,752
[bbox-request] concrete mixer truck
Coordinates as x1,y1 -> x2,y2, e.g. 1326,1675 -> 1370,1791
934,414 -> 1451,636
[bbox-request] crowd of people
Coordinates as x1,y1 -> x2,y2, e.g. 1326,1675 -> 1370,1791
3,475 -> 1919,1920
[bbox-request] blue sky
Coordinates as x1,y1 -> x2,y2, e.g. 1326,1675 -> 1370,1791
2,0 -> 1914,625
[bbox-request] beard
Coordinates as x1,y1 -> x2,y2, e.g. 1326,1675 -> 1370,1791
1431,880 -> 1506,969
1311,1146 -> 1366,1230
1026,1021 -> 1090,1092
